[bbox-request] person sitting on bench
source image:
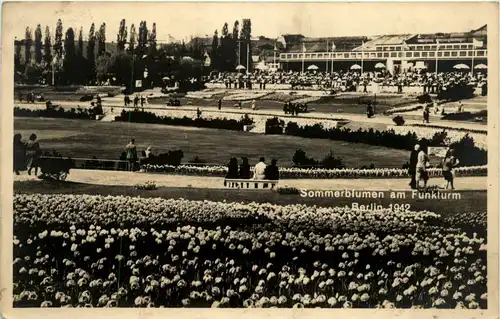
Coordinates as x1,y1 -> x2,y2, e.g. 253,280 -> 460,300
253,157 -> 266,180
239,157 -> 251,179
264,159 -> 280,181
226,157 -> 239,179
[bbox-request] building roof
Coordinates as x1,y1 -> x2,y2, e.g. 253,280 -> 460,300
284,36 -> 367,53
353,34 -> 414,51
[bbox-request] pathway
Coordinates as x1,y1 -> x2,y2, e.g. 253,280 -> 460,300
14,169 -> 488,191
14,100 -> 487,132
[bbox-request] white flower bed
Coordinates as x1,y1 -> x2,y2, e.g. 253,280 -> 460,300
142,164 -> 487,179
223,92 -> 271,101
13,194 -> 487,308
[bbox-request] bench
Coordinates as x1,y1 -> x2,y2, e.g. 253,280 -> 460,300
224,179 -> 279,189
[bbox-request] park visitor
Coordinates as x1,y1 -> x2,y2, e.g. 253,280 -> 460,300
25,133 -> 41,176
125,139 -> 138,171
226,157 -> 239,179
264,159 -> 280,180
408,144 -> 420,189
442,149 -> 460,190
415,146 -> 430,190
239,157 -> 251,179
253,157 -> 267,180
13,134 -> 26,176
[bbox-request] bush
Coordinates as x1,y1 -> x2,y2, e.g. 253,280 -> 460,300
142,150 -> 184,166
442,110 -> 487,122
292,149 -> 319,167
320,151 -> 346,169
240,114 -> 254,126
451,134 -> 488,166
79,94 -> 94,102
416,93 -> 432,104
392,115 -> 405,126
115,110 -> 248,131
276,186 -> 301,195
265,117 -> 285,135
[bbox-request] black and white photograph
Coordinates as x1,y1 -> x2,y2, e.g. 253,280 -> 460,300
1,1 -> 498,316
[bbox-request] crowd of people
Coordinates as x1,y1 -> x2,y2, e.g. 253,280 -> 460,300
408,144 -> 460,190
225,157 -> 280,182
13,133 -> 41,176
124,94 -> 149,108
208,69 -> 487,93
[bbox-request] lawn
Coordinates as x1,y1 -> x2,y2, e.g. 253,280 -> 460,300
14,117 -> 409,167
14,180 -> 487,216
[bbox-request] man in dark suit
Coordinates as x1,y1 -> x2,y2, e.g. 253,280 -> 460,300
409,144 -> 420,189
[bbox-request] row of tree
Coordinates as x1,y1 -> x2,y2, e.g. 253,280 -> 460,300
211,19 -> 252,72
15,18 -> 253,86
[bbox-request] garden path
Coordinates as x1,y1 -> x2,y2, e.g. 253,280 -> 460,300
14,169 -> 487,191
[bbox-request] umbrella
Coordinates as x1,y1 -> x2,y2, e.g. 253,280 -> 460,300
236,65 -> 246,71
255,64 -> 268,70
474,64 -> 487,70
374,62 -> 385,69
350,64 -> 362,70
307,65 -> 319,70
414,64 -> 427,70
453,64 -> 470,70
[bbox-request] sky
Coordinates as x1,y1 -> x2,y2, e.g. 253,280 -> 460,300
3,2 -> 495,42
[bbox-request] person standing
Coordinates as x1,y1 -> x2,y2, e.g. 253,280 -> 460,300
442,149 -> 459,190
415,146 -> 430,190
253,157 -> 267,180
25,133 -> 41,176
251,99 -> 256,111
125,139 -> 138,171
218,98 -> 222,110
13,134 -> 26,175
145,146 -> 153,158
408,144 -> 420,189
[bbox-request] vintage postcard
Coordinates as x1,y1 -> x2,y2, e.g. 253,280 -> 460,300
1,1 -> 498,319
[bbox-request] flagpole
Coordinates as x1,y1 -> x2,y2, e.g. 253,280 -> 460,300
471,46 -> 475,76
435,40 -> 439,76
326,39 -> 329,73
331,43 -> 334,74
361,41 -> 364,74
301,43 -> 305,74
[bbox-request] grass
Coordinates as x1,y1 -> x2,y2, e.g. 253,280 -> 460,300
14,117 -> 409,167
14,180 -> 487,217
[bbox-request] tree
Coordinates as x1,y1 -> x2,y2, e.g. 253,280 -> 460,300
43,26 -> 52,66
240,19 -> 252,71
128,23 -> 136,54
54,19 -> 63,61
64,28 -> 76,60
34,24 -> 43,64
87,23 -> 96,81
24,27 -> 33,66
15,40 -> 22,70
97,23 -> 106,57
63,28 -> 77,83
117,19 -> 128,51
211,29 -> 219,70
138,21 -> 148,55
77,27 -> 84,58
148,22 -> 157,55
232,20 -> 240,66
219,22 -> 233,71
